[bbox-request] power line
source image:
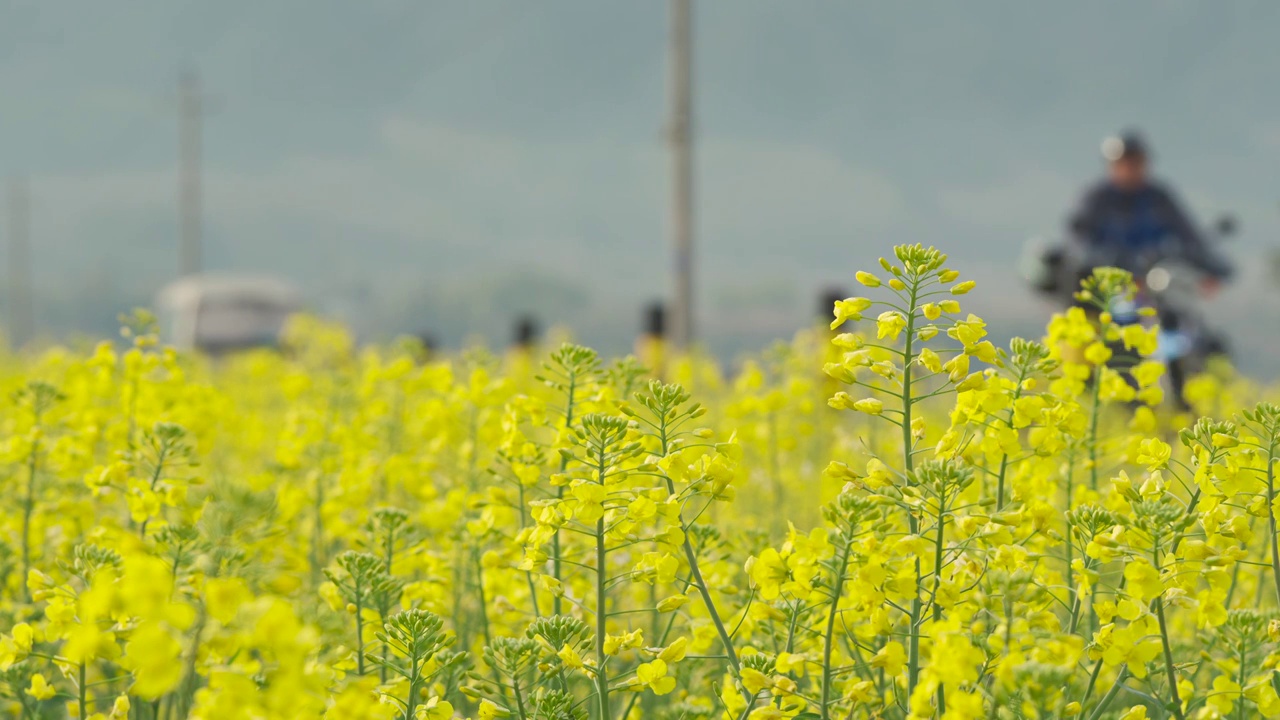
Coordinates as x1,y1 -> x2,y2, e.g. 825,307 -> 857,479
179,68 -> 217,277
668,0 -> 694,349
7,177 -> 33,348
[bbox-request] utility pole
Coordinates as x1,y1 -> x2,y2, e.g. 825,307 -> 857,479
7,178 -> 33,348
179,68 -> 208,277
668,0 -> 695,349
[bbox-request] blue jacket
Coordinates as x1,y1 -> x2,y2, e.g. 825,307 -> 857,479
1067,180 -> 1233,279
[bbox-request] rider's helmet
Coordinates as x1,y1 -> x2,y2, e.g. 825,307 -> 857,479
1101,131 -> 1150,163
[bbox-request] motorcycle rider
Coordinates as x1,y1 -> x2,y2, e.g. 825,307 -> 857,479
1056,131 -> 1234,407
1066,131 -> 1233,293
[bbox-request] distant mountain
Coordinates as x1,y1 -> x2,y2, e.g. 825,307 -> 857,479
3,1 -> 1280,370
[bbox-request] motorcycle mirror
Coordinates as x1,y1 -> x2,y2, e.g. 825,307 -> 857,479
1214,214 -> 1238,238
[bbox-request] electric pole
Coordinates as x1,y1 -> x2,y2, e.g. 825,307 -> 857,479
668,0 -> 695,349
179,68 -> 210,277
7,178 -> 33,349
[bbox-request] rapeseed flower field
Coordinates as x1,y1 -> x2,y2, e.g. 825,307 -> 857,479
1,245 -> 1276,720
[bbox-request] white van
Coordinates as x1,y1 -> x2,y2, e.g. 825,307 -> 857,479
156,274 -> 303,354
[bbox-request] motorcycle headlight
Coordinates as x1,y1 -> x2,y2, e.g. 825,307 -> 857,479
1146,267 -> 1171,293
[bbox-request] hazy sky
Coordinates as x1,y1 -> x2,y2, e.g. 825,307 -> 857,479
3,1 -> 1280,366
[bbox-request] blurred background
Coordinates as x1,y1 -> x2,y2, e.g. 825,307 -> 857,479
3,1 -> 1280,371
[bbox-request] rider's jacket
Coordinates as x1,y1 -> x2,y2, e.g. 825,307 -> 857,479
1067,179 -> 1233,280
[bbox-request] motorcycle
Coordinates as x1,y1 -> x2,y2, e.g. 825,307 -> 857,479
1021,216 -> 1235,408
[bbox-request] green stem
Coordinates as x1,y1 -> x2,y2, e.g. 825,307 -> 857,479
1065,454 -> 1076,621
993,369 -> 1026,511
354,593 -> 366,676
466,406 -> 479,492
1084,667 -> 1129,720
1088,367 -> 1102,492
821,543 -> 852,720
1062,634 -> 1105,719
404,631 -> 426,720
1059,571 -> 1131,717
993,595 -> 1011,713
1066,559 -> 1092,637
552,373 -> 577,617
593,445 -> 611,720
20,434 -> 40,603
311,468 -> 326,584
643,581 -> 658,720
176,608 -> 207,719
932,483 -> 947,716
995,455 -> 1009,513
901,277 -> 923,700
474,547 -> 506,700
475,549 -> 493,648
1154,595 -> 1185,720
1236,641 -> 1248,720
517,484 -> 541,619
385,526 -> 396,573
1268,441 -> 1280,606
595,514 -> 611,720
309,405 -> 338,587
512,674 -> 529,720
681,538 -> 743,682
658,417 -> 749,703
126,374 -> 139,451
620,577 -> 695,720
138,443 -> 170,539
380,625 -> 390,685
79,661 -> 87,720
